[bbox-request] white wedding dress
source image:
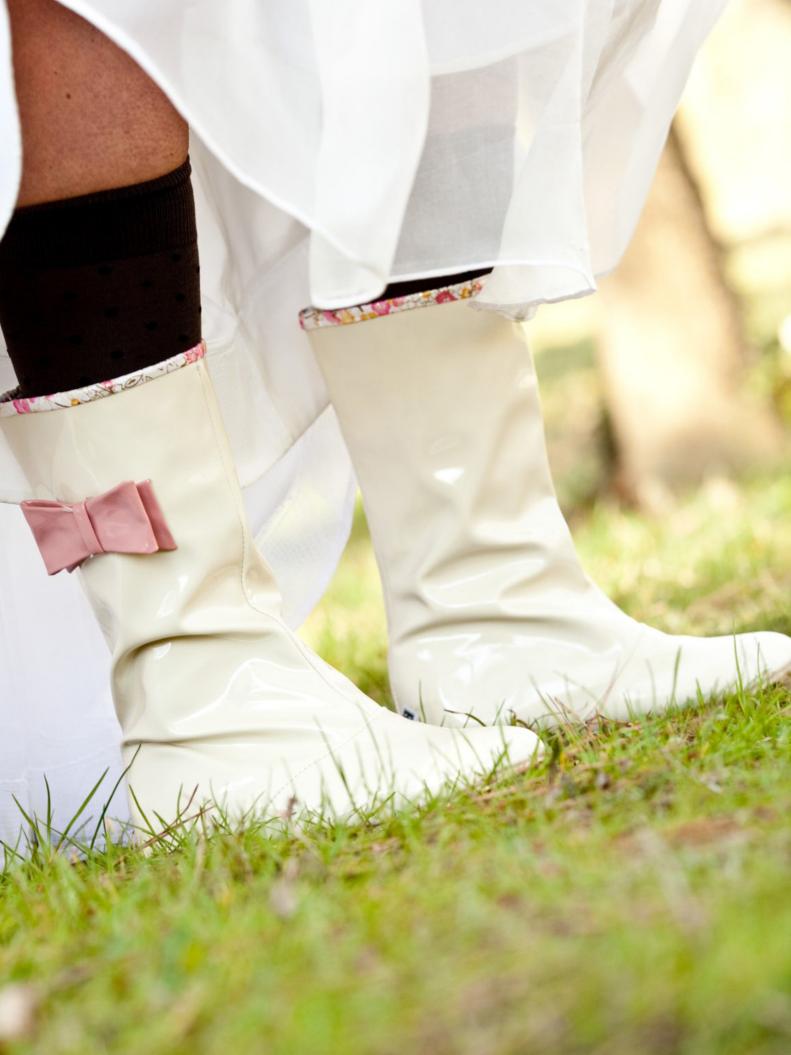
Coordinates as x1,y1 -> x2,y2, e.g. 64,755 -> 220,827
0,0 -> 728,847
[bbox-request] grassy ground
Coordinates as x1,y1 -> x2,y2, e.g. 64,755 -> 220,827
1,469 -> 789,1055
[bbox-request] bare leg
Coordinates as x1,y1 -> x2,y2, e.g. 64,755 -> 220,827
1,1 -> 198,394
8,0 -> 187,205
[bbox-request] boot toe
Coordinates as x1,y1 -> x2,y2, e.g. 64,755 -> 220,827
734,630 -> 791,686
625,629 -> 791,717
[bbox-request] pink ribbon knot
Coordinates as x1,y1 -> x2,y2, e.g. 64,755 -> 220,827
21,480 -> 177,575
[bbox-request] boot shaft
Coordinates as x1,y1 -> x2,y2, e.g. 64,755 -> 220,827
308,297 -> 589,644
0,353 -> 285,734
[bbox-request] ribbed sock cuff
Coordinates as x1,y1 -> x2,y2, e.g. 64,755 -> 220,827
0,159 -> 196,268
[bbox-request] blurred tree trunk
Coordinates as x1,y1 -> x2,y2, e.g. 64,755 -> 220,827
597,126 -> 784,510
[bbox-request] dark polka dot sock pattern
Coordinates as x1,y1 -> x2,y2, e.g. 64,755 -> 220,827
0,159 -> 201,395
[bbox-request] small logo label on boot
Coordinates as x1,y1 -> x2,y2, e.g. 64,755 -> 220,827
402,708 -> 417,721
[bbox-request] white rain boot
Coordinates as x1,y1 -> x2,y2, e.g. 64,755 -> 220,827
0,344 -> 543,829
305,284 -> 791,728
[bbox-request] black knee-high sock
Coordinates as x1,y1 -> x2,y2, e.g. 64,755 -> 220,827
376,268 -> 491,302
0,159 -> 201,396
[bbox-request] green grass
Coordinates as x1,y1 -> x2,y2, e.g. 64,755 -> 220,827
1,475 -> 789,1055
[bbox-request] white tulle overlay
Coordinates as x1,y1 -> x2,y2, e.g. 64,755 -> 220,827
0,0 -> 726,848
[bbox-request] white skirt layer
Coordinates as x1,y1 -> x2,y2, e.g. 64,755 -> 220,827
0,0 -> 725,847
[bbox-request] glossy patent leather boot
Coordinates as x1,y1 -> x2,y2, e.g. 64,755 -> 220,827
0,345 -> 543,828
305,284 -> 791,728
